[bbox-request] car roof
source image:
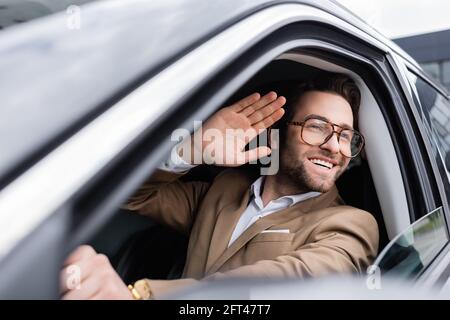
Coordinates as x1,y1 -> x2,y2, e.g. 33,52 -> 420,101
0,0 -> 428,187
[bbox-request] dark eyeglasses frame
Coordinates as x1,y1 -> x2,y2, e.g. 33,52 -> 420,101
286,115 -> 365,158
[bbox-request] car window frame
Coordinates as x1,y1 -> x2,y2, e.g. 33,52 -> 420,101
404,68 -> 450,216
399,68 -> 450,288
391,57 -> 450,225
386,55 -> 446,220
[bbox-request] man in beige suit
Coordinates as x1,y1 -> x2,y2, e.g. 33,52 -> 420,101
60,74 -> 379,300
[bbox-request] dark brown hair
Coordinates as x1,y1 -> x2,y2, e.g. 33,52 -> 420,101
282,73 -> 361,128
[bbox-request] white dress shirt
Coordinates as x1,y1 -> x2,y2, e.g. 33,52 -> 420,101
159,144 -> 322,247
227,176 -> 320,246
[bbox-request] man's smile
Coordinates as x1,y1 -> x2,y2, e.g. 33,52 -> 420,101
306,155 -> 340,174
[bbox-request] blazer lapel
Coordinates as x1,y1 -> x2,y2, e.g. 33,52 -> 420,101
205,189 -> 250,272
206,185 -> 340,275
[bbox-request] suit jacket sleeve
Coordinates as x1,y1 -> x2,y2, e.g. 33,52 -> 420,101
145,209 -> 379,298
122,169 -> 210,235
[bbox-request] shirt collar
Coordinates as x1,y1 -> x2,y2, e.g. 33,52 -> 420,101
250,176 -> 322,208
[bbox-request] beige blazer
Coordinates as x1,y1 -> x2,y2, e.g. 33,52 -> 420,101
123,168 -> 379,298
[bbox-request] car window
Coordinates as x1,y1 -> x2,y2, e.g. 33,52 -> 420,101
406,71 -> 450,203
374,207 -> 449,279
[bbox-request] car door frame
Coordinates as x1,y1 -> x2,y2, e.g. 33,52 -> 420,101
391,58 -> 450,288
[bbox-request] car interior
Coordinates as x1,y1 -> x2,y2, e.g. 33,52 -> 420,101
87,52 -> 412,285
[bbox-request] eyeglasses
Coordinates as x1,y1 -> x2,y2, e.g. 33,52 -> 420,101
287,115 -> 365,158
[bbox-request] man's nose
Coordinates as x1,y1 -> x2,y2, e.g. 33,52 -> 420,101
320,132 -> 340,154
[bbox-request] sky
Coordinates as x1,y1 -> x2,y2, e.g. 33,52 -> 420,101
336,0 -> 450,39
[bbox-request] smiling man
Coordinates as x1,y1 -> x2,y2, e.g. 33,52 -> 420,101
61,74 -> 379,300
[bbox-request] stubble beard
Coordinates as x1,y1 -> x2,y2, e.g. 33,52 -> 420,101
279,150 -> 346,193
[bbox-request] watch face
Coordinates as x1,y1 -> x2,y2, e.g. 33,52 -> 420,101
134,280 -> 152,299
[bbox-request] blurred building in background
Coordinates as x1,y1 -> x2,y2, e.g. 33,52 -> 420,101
394,29 -> 450,91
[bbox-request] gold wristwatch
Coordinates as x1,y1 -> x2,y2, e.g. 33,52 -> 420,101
128,279 -> 154,300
